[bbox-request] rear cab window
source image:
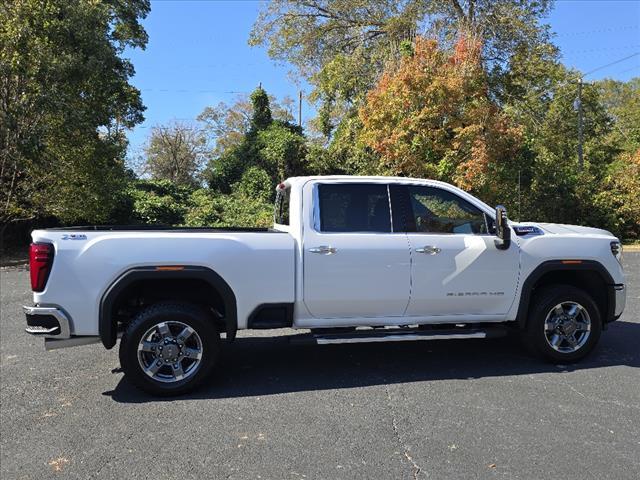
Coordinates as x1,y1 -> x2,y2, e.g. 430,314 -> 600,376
274,185 -> 290,226
316,183 -> 391,233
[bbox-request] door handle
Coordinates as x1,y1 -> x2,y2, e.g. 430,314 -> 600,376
415,245 -> 441,255
309,245 -> 337,255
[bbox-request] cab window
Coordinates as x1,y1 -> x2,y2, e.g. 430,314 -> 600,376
318,184 -> 391,233
407,186 -> 489,234
274,187 -> 290,225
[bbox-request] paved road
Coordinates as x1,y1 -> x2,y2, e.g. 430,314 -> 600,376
1,255 -> 639,479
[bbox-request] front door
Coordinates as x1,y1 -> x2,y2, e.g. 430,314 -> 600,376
400,185 -> 520,316
302,182 -> 411,318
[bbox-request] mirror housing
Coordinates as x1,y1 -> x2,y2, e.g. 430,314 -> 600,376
494,205 -> 511,250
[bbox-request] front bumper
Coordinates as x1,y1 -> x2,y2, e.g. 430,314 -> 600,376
23,306 -> 71,339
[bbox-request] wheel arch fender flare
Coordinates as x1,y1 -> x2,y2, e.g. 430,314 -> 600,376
516,260 -> 615,329
99,266 -> 237,349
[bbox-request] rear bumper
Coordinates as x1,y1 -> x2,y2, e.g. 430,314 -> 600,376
23,306 -> 71,339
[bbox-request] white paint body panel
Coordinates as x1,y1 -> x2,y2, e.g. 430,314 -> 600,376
31,175 -> 626,339
32,231 -> 295,335
405,233 -> 520,316
302,232 -> 411,317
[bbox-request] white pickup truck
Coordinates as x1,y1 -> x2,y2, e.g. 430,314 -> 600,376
24,176 -> 626,395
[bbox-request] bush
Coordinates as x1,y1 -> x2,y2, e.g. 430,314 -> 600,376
183,189 -> 221,226
183,188 -> 273,228
128,180 -> 193,225
234,166 -> 273,202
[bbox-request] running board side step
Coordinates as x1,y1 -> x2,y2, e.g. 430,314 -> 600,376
294,326 -> 507,345
45,336 -> 101,351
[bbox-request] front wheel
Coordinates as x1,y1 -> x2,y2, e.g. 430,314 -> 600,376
119,303 -> 220,396
524,285 -> 602,363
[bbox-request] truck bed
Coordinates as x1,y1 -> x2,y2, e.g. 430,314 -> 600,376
42,225 -> 283,233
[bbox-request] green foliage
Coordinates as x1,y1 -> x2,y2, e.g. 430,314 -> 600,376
3,0 -> 638,244
127,179 -> 273,229
322,114 -> 377,175
0,0 -> 149,226
593,150 -> 640,241
197,94 -> 296,157
208,194 -> 273,228
204,86 -> 307,197
596,78 -> 640,153
234,167 -> 273,203
128,180 -> 192,225
257,122 -> 307,182
249,86 -> 273,133
183,189 -> 272,228
251,0 -> 554,135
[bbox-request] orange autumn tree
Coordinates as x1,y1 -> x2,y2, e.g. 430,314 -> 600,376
359,36 -> 522,199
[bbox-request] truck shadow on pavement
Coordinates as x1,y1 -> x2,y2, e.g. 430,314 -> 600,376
104,320 -> 640,403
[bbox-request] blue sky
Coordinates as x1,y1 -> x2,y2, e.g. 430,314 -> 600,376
124,0 -> 640,157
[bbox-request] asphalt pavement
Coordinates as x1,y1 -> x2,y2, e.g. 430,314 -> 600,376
1,255 -> 639,479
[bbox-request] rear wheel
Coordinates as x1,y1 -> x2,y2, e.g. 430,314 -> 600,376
119,303 -> 219,396
524,285 -> 601,363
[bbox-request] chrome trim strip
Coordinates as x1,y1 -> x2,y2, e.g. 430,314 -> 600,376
312,183 -> 321,232
387,184 -> 394,232
315,332 -> 486,344
614,285 -> 626,317
23,306 -> 71,339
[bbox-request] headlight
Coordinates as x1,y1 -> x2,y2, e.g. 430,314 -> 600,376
610,241 -> 622,265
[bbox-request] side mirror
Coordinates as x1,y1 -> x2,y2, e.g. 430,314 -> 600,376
494,205 -> 511,250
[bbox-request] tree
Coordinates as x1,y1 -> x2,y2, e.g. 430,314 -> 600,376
592,149 -> 640,240
0,0 -> 149,228
250,0 -> 554,137
144,122 -> 207,186
596,78 -> 640,153
203,86 -> 307,196
359,37 -> 522,202
197,93 -> 296,157
249,86 -> 273,132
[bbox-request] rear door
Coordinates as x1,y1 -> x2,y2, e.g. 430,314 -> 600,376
395,184 -> 520,316
302,182 -> 411,319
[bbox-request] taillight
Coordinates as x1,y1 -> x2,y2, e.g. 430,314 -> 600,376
29,243 -> 54,292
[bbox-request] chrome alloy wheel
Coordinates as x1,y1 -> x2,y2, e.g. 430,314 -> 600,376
543,302 -> 591,353
137,321 -> 203,383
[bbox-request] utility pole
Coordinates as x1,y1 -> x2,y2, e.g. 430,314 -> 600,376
298,90 -> 303,128
577,78 -> 584,171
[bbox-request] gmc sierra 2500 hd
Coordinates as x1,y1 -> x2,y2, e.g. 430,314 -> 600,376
24,176 -> 626,395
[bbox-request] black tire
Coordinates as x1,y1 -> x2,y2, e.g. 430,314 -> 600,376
523,284 -> 602,363
119,302 -> 219,396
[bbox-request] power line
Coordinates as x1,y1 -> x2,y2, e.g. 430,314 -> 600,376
140,88 -> 249,94
554,24 -> 640,37
583,52 -> 640,77
562,44 -> 640,54
616,64 -> 640,75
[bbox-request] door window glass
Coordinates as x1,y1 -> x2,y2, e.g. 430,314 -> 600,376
318,184 -> 391,232
407,186 -> 489,234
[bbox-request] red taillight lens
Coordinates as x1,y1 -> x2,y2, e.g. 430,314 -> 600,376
29,243 -> 54,292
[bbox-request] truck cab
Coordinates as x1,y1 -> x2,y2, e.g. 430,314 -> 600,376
276,177 -> 520,326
